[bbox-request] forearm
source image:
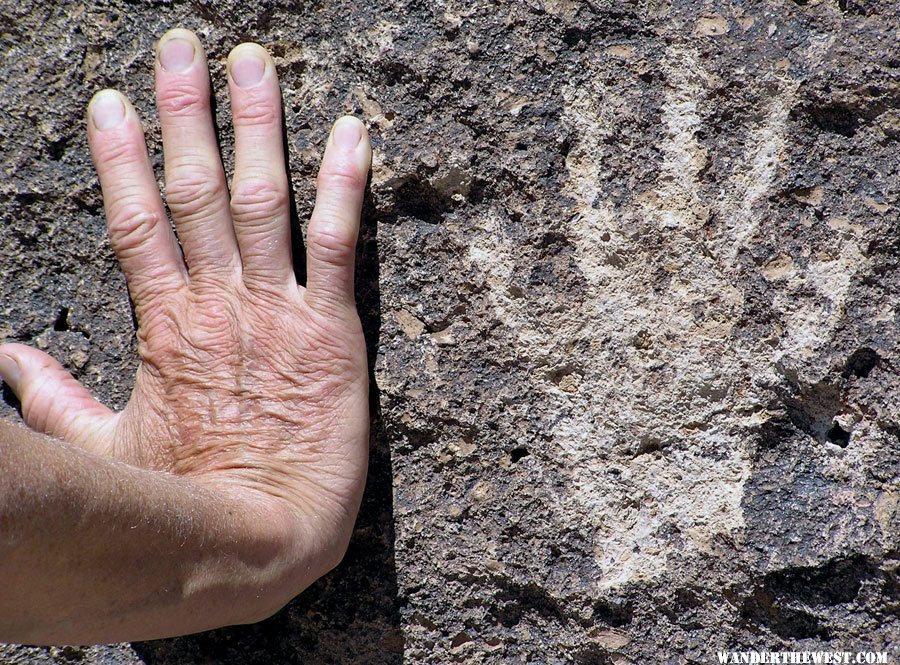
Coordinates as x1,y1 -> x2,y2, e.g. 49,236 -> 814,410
0,419 -> 304,645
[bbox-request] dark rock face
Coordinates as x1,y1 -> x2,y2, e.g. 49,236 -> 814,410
1,0 -> 898,662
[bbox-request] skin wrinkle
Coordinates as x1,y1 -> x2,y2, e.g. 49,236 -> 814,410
230,181 -> 290,227
215,465 -> 352,528
164,173 -> 230,223
317,164 -> 365,193
294,306 -> 361,356
125,286 -> 360,481
307,228 -> 357,266
107,208 -> 163,253
164,153 -> 224,173
92,138 -> 144,171
155,82 -> 209,117
231,174 -> 289,209
231,92 -> 278,128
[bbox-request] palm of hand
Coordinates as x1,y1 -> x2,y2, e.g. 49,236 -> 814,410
0,31 -> 371,554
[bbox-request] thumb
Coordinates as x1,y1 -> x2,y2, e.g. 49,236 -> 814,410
0,343 -> 117,455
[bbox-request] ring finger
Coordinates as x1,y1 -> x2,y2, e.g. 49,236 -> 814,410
226,43 -> 294,290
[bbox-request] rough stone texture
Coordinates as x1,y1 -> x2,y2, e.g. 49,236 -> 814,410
1,0 -> 898,662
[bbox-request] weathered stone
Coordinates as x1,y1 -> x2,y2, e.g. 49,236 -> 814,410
1,0 -> 898,662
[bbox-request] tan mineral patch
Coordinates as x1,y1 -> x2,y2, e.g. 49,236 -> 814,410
695,15 -> 729,36
591,629 -> 630,650
792,185 -> 824,206
395,309 -> 425,338
737,14 -> 756,30
605,44 -> 635,59
875,490 -> 898,542
430,327 -> 456,346
354,86 -> 394,129
863,196 -> 889,214
762,254 -> 795,281
827,216 -> 864,233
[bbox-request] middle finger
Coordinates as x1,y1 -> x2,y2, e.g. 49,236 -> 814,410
155,28 -> 240,280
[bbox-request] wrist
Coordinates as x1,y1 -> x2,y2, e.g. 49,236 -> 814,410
189,479 -> 352,626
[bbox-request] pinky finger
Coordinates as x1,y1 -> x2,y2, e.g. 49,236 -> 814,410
304,116 -> 372,317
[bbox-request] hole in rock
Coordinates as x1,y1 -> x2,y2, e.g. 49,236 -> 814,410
826,422 -> 851,448
53,307 -> 70,332
510,447 -> 530,463
843,347 -> 880,379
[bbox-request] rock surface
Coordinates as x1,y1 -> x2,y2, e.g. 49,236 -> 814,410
1,0 -> 898,662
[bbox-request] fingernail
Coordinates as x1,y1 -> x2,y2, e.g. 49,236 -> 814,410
230,51 -> 266,88
333,117 -> 362,150
91,91 -> 125,130
159,36 -> 195,73
0,354 -> 21,390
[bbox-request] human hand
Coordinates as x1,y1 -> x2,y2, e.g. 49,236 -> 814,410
0,29 -> 371,580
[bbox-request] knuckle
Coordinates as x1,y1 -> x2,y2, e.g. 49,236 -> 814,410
233,94 -> 278,127
94,138 -> 146,172
106,198 -> 163,252
165,168 -> 227,220
230,178 -> 289,225
192,294 -> 240,335
308,221 -> 357,265
317,164 -> 363,191
156,82 -> 209,117
305,289 -> 359,325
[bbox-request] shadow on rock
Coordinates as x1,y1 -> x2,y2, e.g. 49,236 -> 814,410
133,141 -> 402,665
